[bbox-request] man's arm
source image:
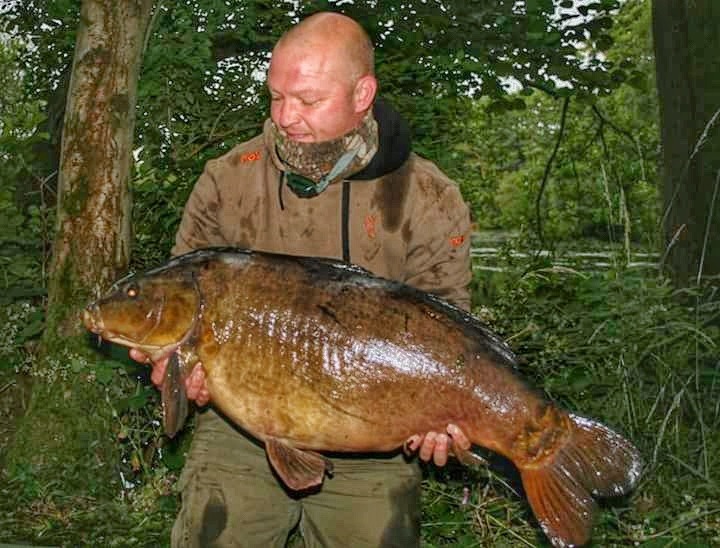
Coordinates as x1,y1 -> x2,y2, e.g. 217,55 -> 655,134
404,178 -> 472,310
172,161 -> 226,256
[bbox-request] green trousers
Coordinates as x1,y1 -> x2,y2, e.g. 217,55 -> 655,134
171,409 -> 422,548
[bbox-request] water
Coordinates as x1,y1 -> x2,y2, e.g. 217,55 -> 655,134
470,232 -> 659,273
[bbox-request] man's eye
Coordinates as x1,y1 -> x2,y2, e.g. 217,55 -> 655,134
301,98 -> 320,106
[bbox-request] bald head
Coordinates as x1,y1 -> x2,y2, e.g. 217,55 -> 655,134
275,12 -> 375,81
267,12 -> 378,142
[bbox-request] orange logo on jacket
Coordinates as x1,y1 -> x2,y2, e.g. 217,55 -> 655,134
449,235 -> 465,248
240,151 -> 261,162
364,215 -> 377,239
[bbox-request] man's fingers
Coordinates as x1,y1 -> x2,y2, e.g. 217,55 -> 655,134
447,423 -> 471,450
196,387 -> 210,407
185,363 -> 208,404
433,433 -> 450,467
404,434 -> 422,455
406,425 -> 472,466
150,360 -> 166,388
129,348 -> 149,364
418,431 -> 437,462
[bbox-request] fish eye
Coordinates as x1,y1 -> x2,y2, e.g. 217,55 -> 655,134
126,284 -> 139,298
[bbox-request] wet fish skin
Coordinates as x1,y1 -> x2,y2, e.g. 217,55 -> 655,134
83,247 -> 642,548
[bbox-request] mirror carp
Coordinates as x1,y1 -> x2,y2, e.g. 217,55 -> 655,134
83,247 -> 642,547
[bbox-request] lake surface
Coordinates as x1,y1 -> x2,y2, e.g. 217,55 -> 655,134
471,231 -> 659,272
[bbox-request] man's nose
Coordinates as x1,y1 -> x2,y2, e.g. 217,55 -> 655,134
276,100 -> 299,128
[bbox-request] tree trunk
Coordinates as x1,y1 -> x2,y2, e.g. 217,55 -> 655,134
652,1 -> 720,287
8,0 -> 155,496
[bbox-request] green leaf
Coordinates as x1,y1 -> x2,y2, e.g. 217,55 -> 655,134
161,445 -> 186,471
118,387 -> 154,411
70,357 -> 85,373
94,363 -> 115,385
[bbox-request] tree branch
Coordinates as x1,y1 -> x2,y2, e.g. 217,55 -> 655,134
591,105 -> 640,150
178,123 -> 261,161
142,1 -> 163,58
534,96 -> 570,245
523,80 -> 560,99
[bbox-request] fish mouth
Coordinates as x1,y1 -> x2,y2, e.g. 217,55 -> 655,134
83,307 -> 168,356
82,307 -> 140,345
83,307 -> 104,334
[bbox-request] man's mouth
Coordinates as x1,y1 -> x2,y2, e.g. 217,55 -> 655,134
286,132 -> 313,142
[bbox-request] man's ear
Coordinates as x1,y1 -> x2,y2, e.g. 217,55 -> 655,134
353,75 -> 378,113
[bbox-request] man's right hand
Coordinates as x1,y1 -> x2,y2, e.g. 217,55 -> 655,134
129,349 -> 211,406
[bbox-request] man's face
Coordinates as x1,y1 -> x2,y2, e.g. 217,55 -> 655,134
267,44 -> 365,143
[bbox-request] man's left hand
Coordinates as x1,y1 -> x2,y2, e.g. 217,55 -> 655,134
405,424 -> 470,467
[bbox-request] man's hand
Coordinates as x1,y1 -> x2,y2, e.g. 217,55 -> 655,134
129,349 -> 210,406
405,424 -> 470,467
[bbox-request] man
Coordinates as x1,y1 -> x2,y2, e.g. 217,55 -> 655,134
134,11 -> 473,547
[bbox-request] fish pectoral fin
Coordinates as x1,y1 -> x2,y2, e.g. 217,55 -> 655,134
265,438 -> 333,491
161,352 -> 189,438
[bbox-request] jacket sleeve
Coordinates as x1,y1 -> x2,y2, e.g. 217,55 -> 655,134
403,180 -> 472,311
172,161 -> 227,257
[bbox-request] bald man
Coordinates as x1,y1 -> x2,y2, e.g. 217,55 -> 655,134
136,12 -> 474,547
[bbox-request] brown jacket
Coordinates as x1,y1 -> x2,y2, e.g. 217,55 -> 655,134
173,108 -> 472,309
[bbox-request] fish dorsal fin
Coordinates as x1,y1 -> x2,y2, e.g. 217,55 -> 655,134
265,438 -> 333,491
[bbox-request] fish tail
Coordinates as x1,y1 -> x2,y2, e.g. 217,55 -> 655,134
519,413 -> 642,547
161,353 -> 189,438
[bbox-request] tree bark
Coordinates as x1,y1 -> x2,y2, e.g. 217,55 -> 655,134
652,1 -> 720,287
8,0 -> 155,495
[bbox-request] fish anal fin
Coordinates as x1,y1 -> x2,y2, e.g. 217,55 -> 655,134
519,413 -> 643,547
265,438 -> 333,491
161,352 -> 189,438
452,444 -> 488,469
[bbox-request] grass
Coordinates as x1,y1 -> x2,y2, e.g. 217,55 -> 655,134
1,248 -> 719,547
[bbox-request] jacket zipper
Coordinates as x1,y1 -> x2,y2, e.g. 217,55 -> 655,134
341,180 -> 350,263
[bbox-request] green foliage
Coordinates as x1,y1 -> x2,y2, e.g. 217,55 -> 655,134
449,86 -> 658,246
0,468 -> 175,546
436,0 -> 659,249
130,166 -> 194,269
0,338 -> 183,545
0,30 -> 54,305
0,36 -> 47,150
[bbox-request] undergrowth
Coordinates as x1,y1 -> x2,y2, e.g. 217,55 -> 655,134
1,246 -> 718,547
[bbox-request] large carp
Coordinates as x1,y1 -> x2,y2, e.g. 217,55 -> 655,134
83,248 -> 641,547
